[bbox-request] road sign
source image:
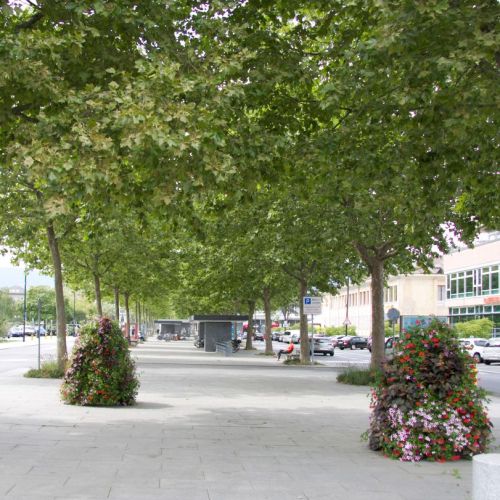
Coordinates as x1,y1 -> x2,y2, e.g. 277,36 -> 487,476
303,296 -> 322,315
343,317 -> 351,326
386,307 -> 400,322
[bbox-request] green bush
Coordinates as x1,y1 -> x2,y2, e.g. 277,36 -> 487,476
337,368 -> 377,385
384,320 -> 400,337
369,320 -> 491,462
322,325 -> 356,336
453,319 -> 494,339
61,317 -> 139,406
25,361 -> 65,378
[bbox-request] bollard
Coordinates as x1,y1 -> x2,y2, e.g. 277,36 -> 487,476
473,453 -> 500,500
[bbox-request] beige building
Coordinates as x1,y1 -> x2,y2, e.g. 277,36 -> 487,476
320,232 -> 500,337
321,271 -> 447,337
444,232 -> 500,331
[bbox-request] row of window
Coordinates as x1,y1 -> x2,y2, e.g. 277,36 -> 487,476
329,286 -> 398,308
447,265 -> 500,299
449,305 -> 500,327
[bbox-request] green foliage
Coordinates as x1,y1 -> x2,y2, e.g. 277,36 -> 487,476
25,361 -> 65,379
453,319 -> 494,339
61,317 -> 139,406
384,321 -> 400,337
369,321 -> 492,462
337,368 -> 377,386
0,289 -> 17,337
319,325 -> 356,336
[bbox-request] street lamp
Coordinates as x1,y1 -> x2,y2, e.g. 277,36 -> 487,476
22,270 -> 27,343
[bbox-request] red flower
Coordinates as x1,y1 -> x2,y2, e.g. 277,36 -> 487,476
451,455 -> 461,461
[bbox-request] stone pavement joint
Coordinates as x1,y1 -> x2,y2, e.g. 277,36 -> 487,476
0,340 -> 499,500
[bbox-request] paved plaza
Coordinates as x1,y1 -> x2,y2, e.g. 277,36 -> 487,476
0,340 -> 499,500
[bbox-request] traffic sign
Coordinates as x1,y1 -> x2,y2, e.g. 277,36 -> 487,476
386,307 -> 400,322
303,296 -> 322,315
343,317 -> 351,326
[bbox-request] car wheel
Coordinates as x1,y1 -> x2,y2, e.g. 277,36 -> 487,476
473,353 -> 482,363
339,347 -> 344,350
485,360 -> 491,365
330,351 -> 334,356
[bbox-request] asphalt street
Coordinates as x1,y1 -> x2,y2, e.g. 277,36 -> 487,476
1,337 -> 499,396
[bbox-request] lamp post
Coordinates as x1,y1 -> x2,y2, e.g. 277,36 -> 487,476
22,270 -> 27,343
73,291 -> 76,335
344,280 -> 350,337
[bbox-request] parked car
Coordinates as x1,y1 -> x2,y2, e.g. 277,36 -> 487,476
290,330 -> 301,343
482,338 -> 500,365
7,325 -> 23,338
271,330 -> 282,341
459,337 -> 488,363
254,331 -> 264,341
338,336 -> 367,350
331,335 -> 345,348
312,336 -> 334,356
281,331 -> 293,343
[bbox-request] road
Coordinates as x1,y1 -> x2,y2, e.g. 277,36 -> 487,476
259,340 -> 500,396
0,336 -> 75,375
1,337 -> 499,396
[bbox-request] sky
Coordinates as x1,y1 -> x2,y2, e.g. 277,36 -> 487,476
0,252 -> 54,289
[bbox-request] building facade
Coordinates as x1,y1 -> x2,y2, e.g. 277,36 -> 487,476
320,232 -> 500,337
444,232 -> 500,331
320,272 -> 447,337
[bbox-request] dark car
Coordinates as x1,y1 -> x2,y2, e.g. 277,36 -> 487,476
338,336 -> 368,350
312,337 -> 334,356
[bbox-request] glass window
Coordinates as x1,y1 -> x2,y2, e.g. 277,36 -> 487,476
458,279 -> 465,296
466,276 -> 474,296
482,272 -> 490,294
451,279 -> 457,296
492,270 -> 499,293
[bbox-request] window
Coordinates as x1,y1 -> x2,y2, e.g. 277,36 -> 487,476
447,264 -> 500,298
438,285 -> 446,301
384,285 -> 397,303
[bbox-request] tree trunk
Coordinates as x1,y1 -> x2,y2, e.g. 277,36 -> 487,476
263,287 -> 273,355
245,300 -> 255,350
298,278 -> 310,363
46,222 -> 67,370
124,292 -> 130,341
93,272 -> 103,318
370,257 -> 386,370
114,287 -> 120,322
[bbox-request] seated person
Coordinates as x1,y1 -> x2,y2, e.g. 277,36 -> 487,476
277,341 -> 295,361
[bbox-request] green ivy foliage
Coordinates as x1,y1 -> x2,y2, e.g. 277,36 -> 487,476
369,321 -> 491,462
61,317 -> 139,406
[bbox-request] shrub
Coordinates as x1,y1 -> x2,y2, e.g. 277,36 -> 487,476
338,368 -> 377,386
25,360 -> 65,378
454,318 -> 494,339
369,320 -> 492,462
61,317 -> 139,406
323,325 -> 356,336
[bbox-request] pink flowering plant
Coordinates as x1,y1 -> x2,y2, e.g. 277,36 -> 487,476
61,317 -> 139,406
369,320 -> 492,461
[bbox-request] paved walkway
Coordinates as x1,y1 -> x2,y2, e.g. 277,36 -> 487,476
0,340 -> 499,500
